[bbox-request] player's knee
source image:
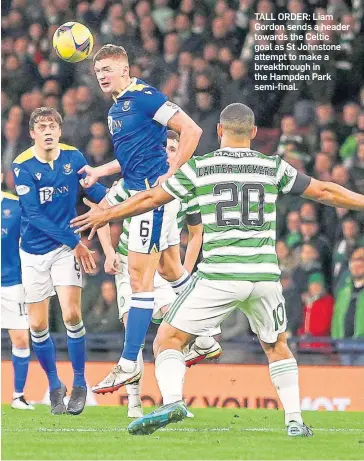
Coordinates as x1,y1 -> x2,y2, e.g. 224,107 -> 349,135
62,309 -> 82,326
158,265 -> 182,282
29,318 -> 48,332
153,322 -> 187,357
129,274 -> 153,293
11,331 -> 29,349
156,265 -> 168,280
262,333 -> 292,361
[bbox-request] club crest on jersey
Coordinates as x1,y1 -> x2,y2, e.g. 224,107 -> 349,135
35,173 -> 42,180
63,163 -> 73,175
3,209 -> 11,218
122,100 -> 131,112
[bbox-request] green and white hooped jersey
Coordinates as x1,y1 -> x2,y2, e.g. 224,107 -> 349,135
106,180 -> 131,257
106,181 -> 201,256
177,193 -> 201,230
162,147 -> 306,282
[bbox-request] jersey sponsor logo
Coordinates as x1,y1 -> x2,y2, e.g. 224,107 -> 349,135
63,163 -> 73,175
35,173 -> 42,180
39,186 -> 54,204
107,116 -> 123,135
122,100 -> 131,112
16,185 -> 30,196
39,186 -> 69,204
215,150 -> 258,158
14,168 -> 20,177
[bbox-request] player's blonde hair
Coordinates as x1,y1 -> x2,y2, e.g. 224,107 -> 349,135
93,44 -> 129,64
29,107 -> 62,131
220,103 -> 255,138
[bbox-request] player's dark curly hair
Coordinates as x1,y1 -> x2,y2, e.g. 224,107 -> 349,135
29,107 -> 62,131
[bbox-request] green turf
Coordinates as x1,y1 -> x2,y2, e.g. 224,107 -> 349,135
2,405 -> 364,460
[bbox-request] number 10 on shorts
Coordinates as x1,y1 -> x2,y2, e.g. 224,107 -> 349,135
273,303 -> 285,331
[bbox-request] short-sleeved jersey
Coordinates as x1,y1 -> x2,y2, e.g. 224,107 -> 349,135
1,192 -> 22,287
108,77 -> 179,191
162,147 -> 310,282
106,180 -> 201,256
12,144 -> 106,255
177,194 -> 201,230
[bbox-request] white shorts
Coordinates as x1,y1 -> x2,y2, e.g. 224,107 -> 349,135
128,191 -> 180,254
1,284 -> 29,330
19,246 -> 83,303
115,254 -> 176,322
165,276 -> 286,344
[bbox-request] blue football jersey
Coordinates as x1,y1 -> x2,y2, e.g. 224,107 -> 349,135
12,144 -> 106,255
108,78 -> 180,190
1,192 -> 22,287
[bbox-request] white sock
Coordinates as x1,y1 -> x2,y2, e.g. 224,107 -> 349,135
13,392 -> 24,399
118,356 -> 136,372
169,270 -> 191,295
155,349 -> 185,405
195,336 -> 215,349
126,349 -> 144,407
269,358 -> 302,425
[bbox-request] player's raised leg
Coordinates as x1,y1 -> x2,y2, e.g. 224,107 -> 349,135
118,248 -> 160,379
158,244 -> 191,293
27,298 -> 66,415
56,285 -> 87,415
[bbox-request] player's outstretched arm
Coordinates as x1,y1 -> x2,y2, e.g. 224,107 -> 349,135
78,160 -> 121,188
302,178 -> 364,211
184,222 -> 203,273
70,186 -> 175,239
96,196 -> 120,275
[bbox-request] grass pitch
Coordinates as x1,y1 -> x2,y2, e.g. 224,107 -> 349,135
2,405 -> 364,460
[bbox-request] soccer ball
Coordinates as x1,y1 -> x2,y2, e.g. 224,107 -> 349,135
53,22 -> 94,63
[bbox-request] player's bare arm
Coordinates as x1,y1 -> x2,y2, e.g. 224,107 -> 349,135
78,159 -> 121,188
184,223 -> 203,273
95,196 -> 120,274
71,186 -> 174,238
302,177 -> 364,210
156,111 -> 202,184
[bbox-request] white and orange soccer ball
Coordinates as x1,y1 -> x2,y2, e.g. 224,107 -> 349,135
53,22 -> 94,63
